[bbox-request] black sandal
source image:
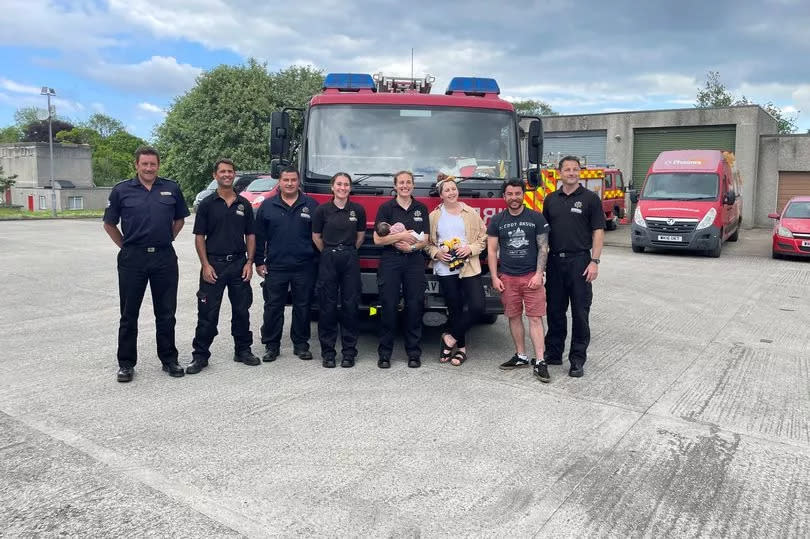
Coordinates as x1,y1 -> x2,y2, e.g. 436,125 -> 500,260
450,350 -> 467,366
439,333 -> 454,363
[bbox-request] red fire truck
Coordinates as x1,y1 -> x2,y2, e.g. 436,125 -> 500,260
523,166 -> 626,229
268,73 -> 544,325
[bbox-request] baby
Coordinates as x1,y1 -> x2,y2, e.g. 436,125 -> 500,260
375,221 -> 424,241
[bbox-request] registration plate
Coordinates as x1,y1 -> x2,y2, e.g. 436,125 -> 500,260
425,281 -> 440,294
803,240 -> 810,247
657,235 -> 683,242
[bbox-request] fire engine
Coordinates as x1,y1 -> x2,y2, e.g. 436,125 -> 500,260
523,165 -> 627,230
268,73 -> 544,325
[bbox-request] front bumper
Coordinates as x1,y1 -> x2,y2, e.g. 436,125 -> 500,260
773,236 -> 810,257
632,223 -> 721,251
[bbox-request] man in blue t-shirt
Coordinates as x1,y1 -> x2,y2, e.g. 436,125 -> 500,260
487,178 -> 552,382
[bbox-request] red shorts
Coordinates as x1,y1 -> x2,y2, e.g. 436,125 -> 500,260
499,273 -> 546,318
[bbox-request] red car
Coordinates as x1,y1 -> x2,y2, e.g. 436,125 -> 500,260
240,176 -> 279,210
769,196 -> 810,259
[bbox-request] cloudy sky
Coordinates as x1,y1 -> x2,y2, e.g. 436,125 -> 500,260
2,0 -> 809,139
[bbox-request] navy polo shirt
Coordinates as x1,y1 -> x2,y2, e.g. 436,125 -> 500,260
103,177 -> 190,247
374,197 -> 428,255
193,191 -> 254,256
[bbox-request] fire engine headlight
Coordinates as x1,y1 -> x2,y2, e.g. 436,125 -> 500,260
633,207 -> 646,228
696,208 -> 717,230
777,226 -> 794,238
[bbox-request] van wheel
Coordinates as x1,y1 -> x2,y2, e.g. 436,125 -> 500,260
605,217 -> 618,231
706,240 -> 722,258
479,313 -> 499,325
632,244 -> 644,253
728,221 -> 740,242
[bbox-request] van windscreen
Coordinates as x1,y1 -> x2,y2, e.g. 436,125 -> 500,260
641,173 -> 718,201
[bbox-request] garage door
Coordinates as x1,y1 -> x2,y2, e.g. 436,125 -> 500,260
777,172 -> 810,213
544,131 -> 606,167
632,126 -> 736,189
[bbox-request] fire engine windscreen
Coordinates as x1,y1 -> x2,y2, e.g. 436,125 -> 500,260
306,105 -> 517,184
641,173 -> 719,200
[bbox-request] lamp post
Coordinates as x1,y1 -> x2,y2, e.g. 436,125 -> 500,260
40,86 -> 57,216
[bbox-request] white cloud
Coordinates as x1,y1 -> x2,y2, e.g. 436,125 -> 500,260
84,56 -> 202,95
138,102 -> 165,115
0,78 -> 42,95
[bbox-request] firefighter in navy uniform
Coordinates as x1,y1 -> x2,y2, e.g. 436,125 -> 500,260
373,171 -> 429,369
254,167 -> 319,362
311,173 -> 366,368
542,155 -> 605,378
102,146 -> 190,383
186,159 -> 260,374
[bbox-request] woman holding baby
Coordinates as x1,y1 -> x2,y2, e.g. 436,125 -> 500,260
425,175 -> 487,366
373,171 -> 430,369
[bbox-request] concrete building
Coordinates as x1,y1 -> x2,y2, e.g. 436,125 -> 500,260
536,105 -> 810,227
1,142 -> 111,211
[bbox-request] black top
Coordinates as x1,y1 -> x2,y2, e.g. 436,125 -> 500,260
374,197 -> 429,255
254,192 -> 319,270
542,185 -> 606,253
103,177 -> 190,247
312,199 -> 366,247
487,207 -> 549,276
193,191 -> 255,255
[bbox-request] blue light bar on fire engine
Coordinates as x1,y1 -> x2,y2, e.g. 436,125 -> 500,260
445,77 -> 500,95
323,73 -> 375,91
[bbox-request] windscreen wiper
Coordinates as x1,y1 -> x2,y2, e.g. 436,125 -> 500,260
354,172 -> 424,185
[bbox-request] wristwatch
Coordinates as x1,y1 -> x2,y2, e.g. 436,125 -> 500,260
591,258 -> 600,264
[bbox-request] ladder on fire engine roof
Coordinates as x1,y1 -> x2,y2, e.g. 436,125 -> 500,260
372,73 -> 435,94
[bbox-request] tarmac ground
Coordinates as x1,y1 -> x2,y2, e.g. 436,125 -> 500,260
1,220 -> 808,537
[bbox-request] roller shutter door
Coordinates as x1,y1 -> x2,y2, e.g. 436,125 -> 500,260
544,131 -> 607,166
632,126 -> 736,189
777,172 -> 810,213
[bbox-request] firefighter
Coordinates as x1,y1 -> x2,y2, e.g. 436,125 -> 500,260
102,146 -> 190,383
542,155 -> 606,377
254,167 -> 319,362
186,158 -> 259,374
311,172 -> 366,368
373,171 -> 429,368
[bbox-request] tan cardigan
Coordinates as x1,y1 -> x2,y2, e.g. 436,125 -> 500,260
425,202 -> 487,278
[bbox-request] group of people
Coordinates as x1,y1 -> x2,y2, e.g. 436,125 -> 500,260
103,147 -> 604,384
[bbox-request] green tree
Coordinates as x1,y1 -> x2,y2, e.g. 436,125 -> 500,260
0,125 -> 22,143
695,71 -> 797,134
56,127 -> 101,145
92,131 -> 146,186
155,60 -> 324,198
22,119 -> 75,142
55,122 -> 145,186
0,165 -> 18,205
511,99 -> 558,116
83,113 -> 125,138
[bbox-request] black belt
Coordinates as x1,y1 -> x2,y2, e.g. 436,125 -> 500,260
209,253 -> 245,262
326,244 -> 356,252
551,250 -> 589,258
124,245 -> 172,253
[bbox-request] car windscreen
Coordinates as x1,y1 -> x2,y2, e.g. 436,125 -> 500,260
246,178 -> 278,192
641,173 -> 719,200
305,105 -> 518,185
784,201 -> 810,218
205,180 -> 217,190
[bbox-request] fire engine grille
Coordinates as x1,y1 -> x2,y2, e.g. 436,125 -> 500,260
646,219 -> 698,234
